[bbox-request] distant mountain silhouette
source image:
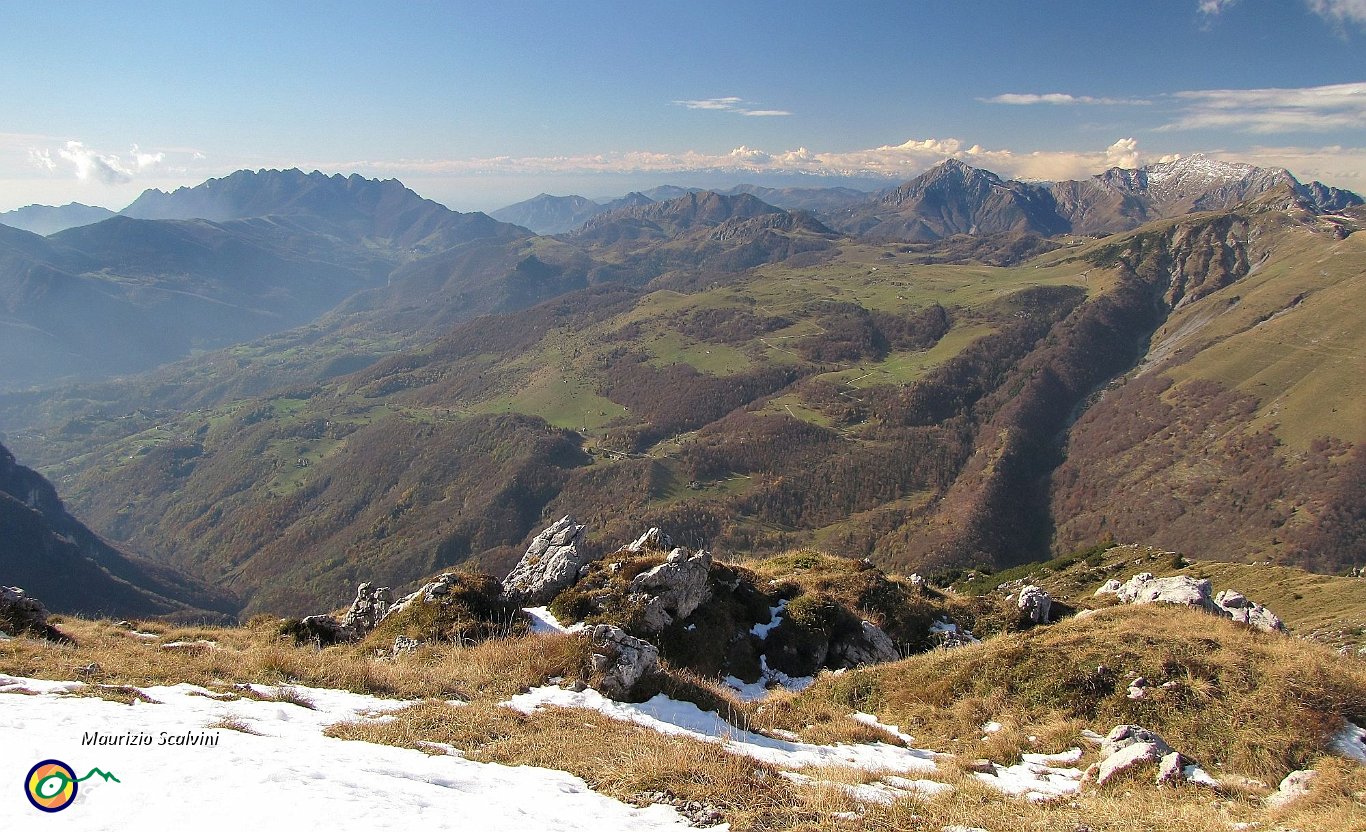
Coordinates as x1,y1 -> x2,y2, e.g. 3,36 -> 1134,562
0,202 -> 116,236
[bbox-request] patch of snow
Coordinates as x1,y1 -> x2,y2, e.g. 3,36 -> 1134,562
0,675 -> 710,831
981,720 -> 1003,734
722,675 -> 771,702
129,632 -> 160,640
852,711 -> 914,744
929,618 -> 981,644
836,781 -> 910,805
0,674 -> 85,694
750,600 -> 788,638
882,775 -> 954,796
504,685 -> 939,773
1182,764 -> 1220,787
522,606 -> 584,634
1330,720 -> 1366,763
974,751 -> 1085,803
723,656 -> 814,702
1024,748 -> 1083,765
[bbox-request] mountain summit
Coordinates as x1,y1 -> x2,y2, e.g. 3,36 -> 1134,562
836,159 -> 1069,240
123,168 -> 524,252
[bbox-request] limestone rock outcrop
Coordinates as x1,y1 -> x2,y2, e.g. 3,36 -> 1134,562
585,624 -> 659,700
627,527 -> 672,552
827,620 -> 901,667
1017,585 -> 1052,624
341,582 -> 394,634
1213,589 -> 1286,633
629,547 -> 712,632
1266,769 -> 1316,808
501,516 -> 590,606
1084,724 -> 1215,788
1116,573 -> 1215,611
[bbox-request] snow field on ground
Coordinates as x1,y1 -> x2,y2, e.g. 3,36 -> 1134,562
0,675 -> 708,831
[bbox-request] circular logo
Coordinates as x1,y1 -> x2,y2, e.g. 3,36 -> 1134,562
25,760 -> 78,813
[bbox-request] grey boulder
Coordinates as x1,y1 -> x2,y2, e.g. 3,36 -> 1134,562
828,620 -> 901,667
340,582 -> 394,635
1017,585 -> 1052,624
501,515 -> 590,606
585,624 -> 659,700
1116,573 -> 1214,611
628,547 -> 712,632
1266,769 -> 1317,808
0,586 -> 67,642
1214,589 -> 1286,633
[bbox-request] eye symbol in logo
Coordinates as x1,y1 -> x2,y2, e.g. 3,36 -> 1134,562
25,759 -> 78,812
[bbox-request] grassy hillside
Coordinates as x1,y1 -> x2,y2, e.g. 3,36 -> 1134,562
1051,202 -> 1364,571
967,542 -> 1366,652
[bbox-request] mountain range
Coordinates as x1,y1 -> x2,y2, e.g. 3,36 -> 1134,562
0,202 -> 117,236
834,155 -> 1361,240
491,184 -> 870,234
0,158 -> 1361,619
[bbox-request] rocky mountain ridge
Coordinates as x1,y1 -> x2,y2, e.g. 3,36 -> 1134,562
836,154 -> 1362,241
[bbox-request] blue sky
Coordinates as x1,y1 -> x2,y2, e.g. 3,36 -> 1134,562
2,0 -> 1363,212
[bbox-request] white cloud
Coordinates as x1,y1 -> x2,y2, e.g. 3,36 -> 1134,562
1201,0 -> 1366,29
28,148 -> 56,171
672,97 -> 792,117
327,136 -> 1171,186
1198,0 -> 1240,15
131,144 -> 166,170
1162,81 -> 1366,133
674,97 -> 743,111
1105,138 -> 1141,169
981,93 -> 1152,106
1305,0 -> 1366,26
1227,143 -> 1366,189
29,140 -> 167,184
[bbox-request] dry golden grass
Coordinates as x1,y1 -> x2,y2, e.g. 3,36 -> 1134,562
785,604 -> 1366,783
0,617 -> 594,701
204,715 -> 259,735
